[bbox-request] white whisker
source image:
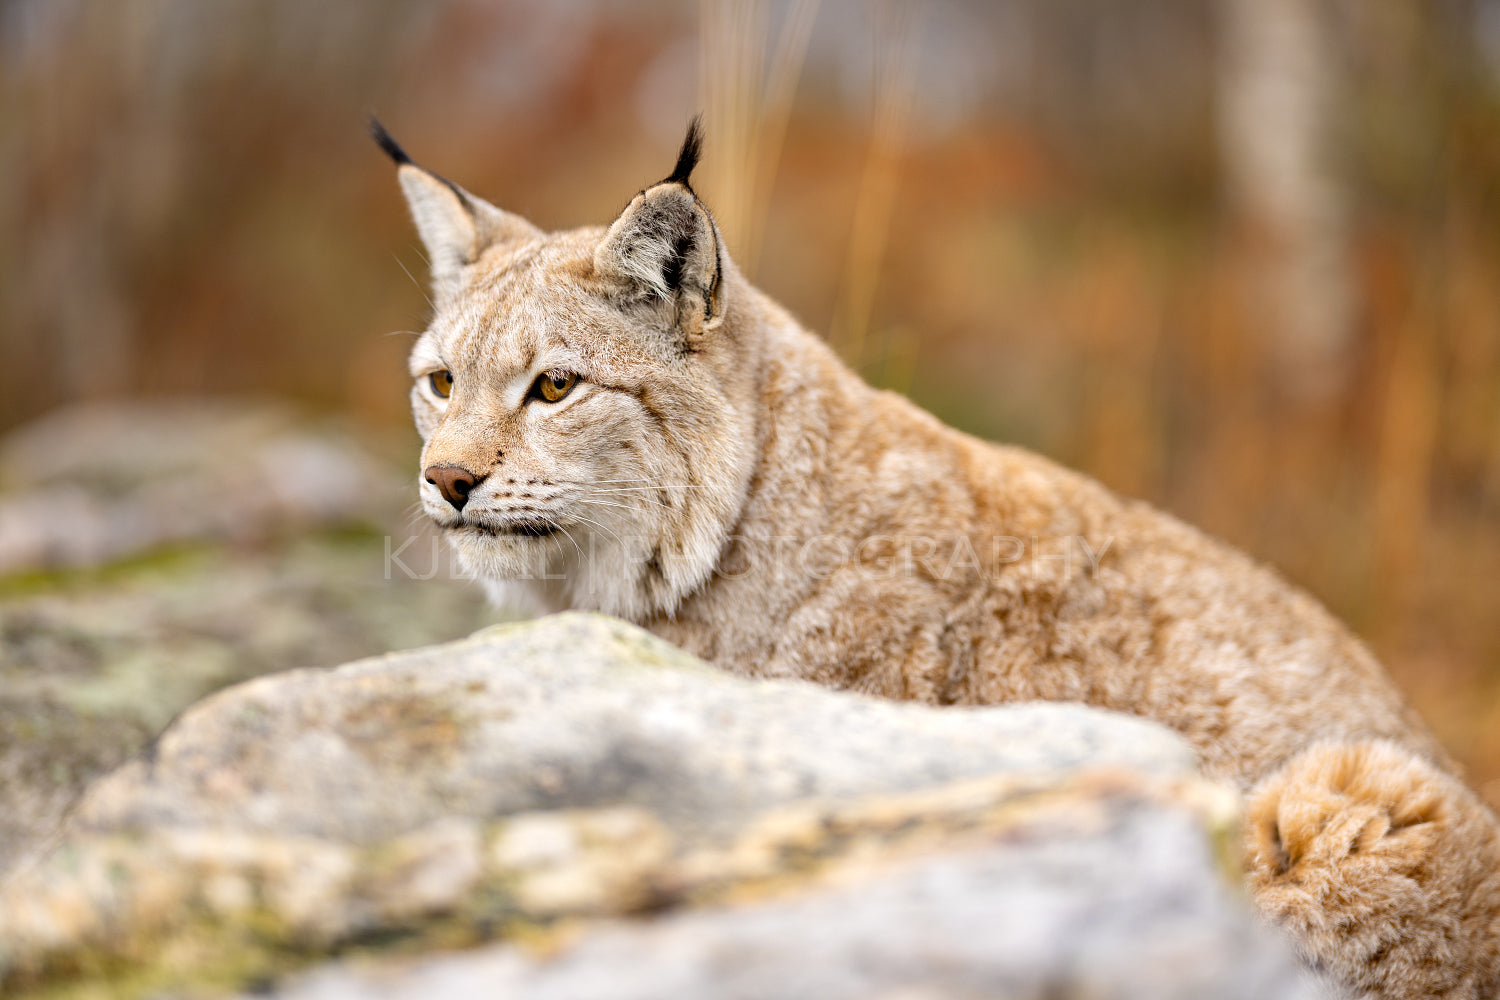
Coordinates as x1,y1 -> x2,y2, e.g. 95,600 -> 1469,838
393,253 -> 434,311
402,502 -> 432,530
568,480 -> 711,489
568,512 -> 624,548
541,515 -> 583,562
586,487 -> 698,496
573,498 -> 645,513
578,490 -> 673,509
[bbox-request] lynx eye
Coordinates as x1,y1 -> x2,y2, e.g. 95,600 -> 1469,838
533,370 -> 578,404
428,370 -> 454,399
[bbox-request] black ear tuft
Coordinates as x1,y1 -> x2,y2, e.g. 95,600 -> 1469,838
662,115 -> 704,191
369,115 -> 413,166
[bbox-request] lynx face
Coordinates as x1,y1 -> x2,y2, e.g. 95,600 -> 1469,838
380,121 -> 758,619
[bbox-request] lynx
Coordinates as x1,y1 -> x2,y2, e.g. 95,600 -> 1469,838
376,118 -> 1500,998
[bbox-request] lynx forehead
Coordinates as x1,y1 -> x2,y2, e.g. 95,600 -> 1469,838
379,118 -> 1500,999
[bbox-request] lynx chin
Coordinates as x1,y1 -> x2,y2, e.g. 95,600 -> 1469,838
377,117 -> 1500,999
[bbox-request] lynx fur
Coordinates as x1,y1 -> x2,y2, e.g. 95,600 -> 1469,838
377,118 -> 1500,998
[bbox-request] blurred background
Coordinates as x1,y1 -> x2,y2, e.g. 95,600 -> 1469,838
0,0 -> 1498,810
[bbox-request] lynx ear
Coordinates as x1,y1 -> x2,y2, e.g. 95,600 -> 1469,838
371,118 -> 539,307
595,117 -> 723,334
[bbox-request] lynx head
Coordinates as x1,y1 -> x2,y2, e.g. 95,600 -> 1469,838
375,118 -> 762,619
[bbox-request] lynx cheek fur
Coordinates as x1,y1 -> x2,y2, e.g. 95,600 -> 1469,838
378,119 -> 1500,998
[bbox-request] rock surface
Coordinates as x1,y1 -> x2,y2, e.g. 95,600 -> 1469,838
72,613 -> 1199,841
0,612 -> 1317,999
0,400 -> 397,573
0,400 -> 496,878
260,804 -> 1311,1000
0,533 -> 495,877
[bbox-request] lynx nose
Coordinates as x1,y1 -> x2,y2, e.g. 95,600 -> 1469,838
424,464 -> 483,511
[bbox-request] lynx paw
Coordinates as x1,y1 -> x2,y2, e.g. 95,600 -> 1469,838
1246,740 -> 1500,999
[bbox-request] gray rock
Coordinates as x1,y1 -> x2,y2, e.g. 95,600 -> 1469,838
263,804 -> 1319,1000
0,399 -> 501,878
0,613 -> 1312,1000
0,533 -> 496,878
75,612 -> 1197,842
0,400 -> 401,573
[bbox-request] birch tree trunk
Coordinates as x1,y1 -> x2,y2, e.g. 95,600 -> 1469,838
1218,0 -> 1353,403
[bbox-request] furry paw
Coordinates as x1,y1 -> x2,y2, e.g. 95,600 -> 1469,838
1246,740 -> 1500,999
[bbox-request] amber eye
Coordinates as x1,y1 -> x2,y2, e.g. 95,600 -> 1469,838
428,370 -> 454,399
533,370 -> 578,403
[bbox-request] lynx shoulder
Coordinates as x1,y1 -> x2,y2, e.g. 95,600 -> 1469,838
378,118 -> 1500,999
